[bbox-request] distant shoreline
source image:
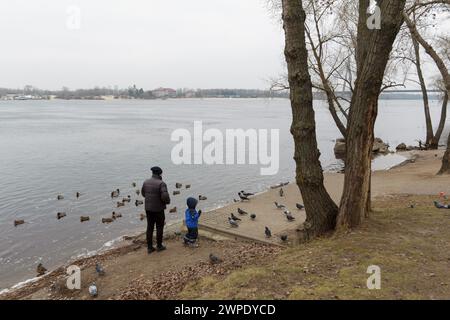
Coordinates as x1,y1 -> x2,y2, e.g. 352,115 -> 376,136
0,96 -> 443,101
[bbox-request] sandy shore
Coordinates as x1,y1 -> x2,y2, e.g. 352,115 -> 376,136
0,150 -> 447,300
199,150 -> 448,246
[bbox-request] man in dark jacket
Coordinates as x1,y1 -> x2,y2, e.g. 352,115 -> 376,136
141,166 -> 171,254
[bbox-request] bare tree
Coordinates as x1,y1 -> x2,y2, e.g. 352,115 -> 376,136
404,2 -> 450,148
403,1 -> 450,171
281,0 -> 338,239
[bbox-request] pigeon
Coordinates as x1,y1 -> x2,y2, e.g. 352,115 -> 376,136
228,217 -> 239,227
135,200 -> 144,206
237,208 -> 248,215
173,190 -> 181,196
280,235 -> 288,242
76,192 -> 81,199
89,283 -> 98,297
238,192 -> 250,201
240,191 -> 254,197
37,263 -> 47,276
122,196 -> 131,203
230,213 -> 241,221
169,207 -> 177,213
14,219 -> 25,227
265,226 -> 272,238
175,183 -> 183,189
117,201 -> 125,208
285,212 -> 295,221
57,195 -> 64,200
111,189 -> 120,198
132,182 -> 137,187
296,203 -> 305,210
199,195 -> 207,201
434,201 -> 448,209
102,217 -> 114,224
57,212 -> 66,220
136,189 -> 140,196
274,202 -> 286,209
95,263 -> 105,276
279,188 -> 284,197
185,184 -> 191,189
209,253 -> 222,265
250,213 -> 256,220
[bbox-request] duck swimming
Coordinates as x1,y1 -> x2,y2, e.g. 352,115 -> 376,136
199,195 -> 207,201
102,217 -> 114,224
57,212 -> 66,220
14,219 -> 25,227
57,195 -> 64,200
111,189 -> 120,198
80,216 -> 90,222
135,200 -> 143,207
112,212 -> 122,219
37,263 -> 47,276
173,190 -> 181,196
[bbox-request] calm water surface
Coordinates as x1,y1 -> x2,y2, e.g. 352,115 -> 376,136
0,98 -> 447,289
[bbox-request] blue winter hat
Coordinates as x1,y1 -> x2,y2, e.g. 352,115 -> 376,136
186,197 -> 198,209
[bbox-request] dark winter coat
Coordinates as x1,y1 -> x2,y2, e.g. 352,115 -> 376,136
141,174 -> 171,212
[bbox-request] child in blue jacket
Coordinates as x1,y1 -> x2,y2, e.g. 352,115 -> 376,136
184,197 -> 202,246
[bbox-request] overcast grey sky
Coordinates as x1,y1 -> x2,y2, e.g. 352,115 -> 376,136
1,1 -> 447,91
0,0 -> 285,90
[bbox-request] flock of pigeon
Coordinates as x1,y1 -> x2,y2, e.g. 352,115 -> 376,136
227,185 -> 306,243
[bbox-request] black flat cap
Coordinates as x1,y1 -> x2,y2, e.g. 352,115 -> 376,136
151,166 -> 163,175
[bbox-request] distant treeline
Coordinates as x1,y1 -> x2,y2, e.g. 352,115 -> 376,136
0,85 -> 289,100
0,86 -> 441,100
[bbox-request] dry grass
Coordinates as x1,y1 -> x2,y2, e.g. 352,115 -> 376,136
179,195 -> 450,300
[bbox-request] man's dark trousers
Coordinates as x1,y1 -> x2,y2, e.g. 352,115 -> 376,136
146,211 -> 165,248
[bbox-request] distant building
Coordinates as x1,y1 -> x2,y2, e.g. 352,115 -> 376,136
184,90 -> 197,98
152,87 -> 177,99
1,94 -> 18,100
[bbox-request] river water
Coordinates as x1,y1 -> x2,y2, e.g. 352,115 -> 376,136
0,98 -> 447,290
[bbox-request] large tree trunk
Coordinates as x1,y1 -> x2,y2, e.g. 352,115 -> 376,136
337,0 -> 406,230
412,35 -> 434,147
438,131 -> 450,175
282,0 -> 338,239
432,91 -> 448,147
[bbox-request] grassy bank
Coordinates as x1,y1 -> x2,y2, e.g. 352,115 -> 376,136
179,195 -> 450,300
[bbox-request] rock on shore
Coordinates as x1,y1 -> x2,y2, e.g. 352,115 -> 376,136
334,138 -> 390,159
